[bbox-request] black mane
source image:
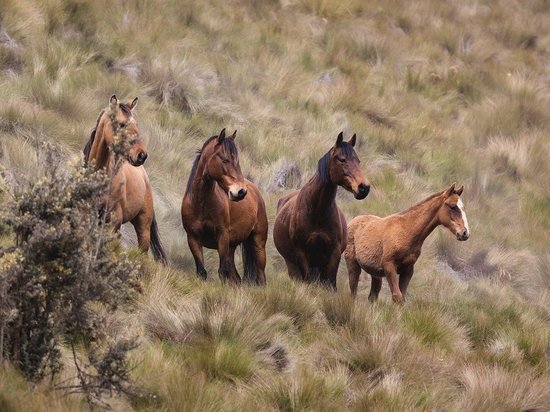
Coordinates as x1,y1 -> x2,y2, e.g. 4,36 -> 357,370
317,141 -> 357,185
184,135 -> 239,197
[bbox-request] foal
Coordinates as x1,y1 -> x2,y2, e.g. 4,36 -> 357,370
83,95 -> 166,262
181,129 -> 268,285
344,184 -> 470,303
273,132 -> 370,289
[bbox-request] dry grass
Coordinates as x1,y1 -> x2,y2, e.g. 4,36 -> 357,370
1,0 -> 549,409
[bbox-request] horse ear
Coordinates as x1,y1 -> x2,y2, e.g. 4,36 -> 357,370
230,130 -> 237,140
128,97 -> 138,110
110,95 -> 118,105
445,183 -> 456,197
217,128 -> 226,144
455,185 -> 464,196
349,133 -> 357,147
336,132 -> 344,147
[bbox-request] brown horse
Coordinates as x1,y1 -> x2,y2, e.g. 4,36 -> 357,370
344,184 -> 470,303
273,132 -> 370,289
83,95 -> 166,263
181,129 -> 268,285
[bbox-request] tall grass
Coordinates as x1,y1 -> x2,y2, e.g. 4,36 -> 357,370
1,0 -> 549,409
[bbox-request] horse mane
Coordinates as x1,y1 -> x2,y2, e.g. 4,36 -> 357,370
184,134 -> 239,197
83,104 -> 134,164
83,109 -> 106,164
317,141 -> 357,185
398,189 -> 446,215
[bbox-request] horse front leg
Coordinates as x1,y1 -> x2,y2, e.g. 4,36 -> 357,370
227,245 -> 242,284
383,262 -> 403,304
217,231 -> 240,285
321,252 -> 341,292
187,235 -> 207,279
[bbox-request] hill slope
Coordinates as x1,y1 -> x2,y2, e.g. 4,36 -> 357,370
0,0 -> 549,410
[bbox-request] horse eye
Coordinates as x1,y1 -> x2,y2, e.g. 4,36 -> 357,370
221,158 -> 229,164
449,204 -> 458,210
338,157 -> 346,163
118,122 -> 126,129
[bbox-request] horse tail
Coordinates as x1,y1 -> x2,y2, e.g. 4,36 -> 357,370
307,267 -> 321,283
150,214 -> 167,264
242,237 -> 257,284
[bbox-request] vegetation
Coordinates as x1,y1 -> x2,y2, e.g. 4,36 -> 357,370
0,0 -> 548,410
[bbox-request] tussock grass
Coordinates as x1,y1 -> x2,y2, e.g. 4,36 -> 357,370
1,0 -> 549,409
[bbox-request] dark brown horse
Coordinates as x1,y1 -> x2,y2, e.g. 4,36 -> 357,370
181,129 -> 268,285
344,184 -> 470,303
273,132 -> 370,289
83,95 -> 166,262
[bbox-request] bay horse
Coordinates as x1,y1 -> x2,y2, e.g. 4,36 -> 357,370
344,184 -> 470,304
83,95 -> 167,263
181,128 -> 268,285
273,132 -> 370,289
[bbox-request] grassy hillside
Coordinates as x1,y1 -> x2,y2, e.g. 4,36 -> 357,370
0,0 -> 549,410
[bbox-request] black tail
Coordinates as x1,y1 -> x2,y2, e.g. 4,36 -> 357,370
307,267 -> 321,283
150,214 -> 167,264
242,237 -> 258,284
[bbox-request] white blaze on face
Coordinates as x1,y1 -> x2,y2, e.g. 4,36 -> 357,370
457,198 -> 470,234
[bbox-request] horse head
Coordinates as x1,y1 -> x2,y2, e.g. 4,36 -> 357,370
325,132 -> 370,199
439,183 -> 470,241
104,95 -> 148,167
204,128 -> 247,201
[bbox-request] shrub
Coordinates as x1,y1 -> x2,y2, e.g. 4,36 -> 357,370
0,145 -> 141,406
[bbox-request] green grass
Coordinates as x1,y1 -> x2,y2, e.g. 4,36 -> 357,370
1,0 -> 549,409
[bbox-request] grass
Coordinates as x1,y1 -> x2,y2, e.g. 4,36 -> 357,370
0,0 -> 549,410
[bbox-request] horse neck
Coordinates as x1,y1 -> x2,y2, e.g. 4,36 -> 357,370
188,154 -> 217,208
89,121 -> 113,170
297,172 -> 338,219
402,194 -> 444,245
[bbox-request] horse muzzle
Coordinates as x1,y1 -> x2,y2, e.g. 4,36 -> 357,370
353,183 -> 370,200
130,151 -> 148,166
229,187 -> 247,201
456,229 -> 470,241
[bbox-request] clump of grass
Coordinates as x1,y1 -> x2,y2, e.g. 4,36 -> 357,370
455,365 -> 550,411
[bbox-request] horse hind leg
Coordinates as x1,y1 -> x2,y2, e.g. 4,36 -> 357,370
368,276 -> 382,302
345,257 -> 362,298
242,231 -> 267,286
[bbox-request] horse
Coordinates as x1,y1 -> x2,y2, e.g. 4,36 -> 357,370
83,95 -> 167,263
181,128 -> 268,285
273,132 -> 370,289
344,184 -> 470,304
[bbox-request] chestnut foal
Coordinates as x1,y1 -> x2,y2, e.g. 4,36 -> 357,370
344,184 -> 470,303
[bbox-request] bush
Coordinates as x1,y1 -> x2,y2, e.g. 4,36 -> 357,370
0,148 -> 141,406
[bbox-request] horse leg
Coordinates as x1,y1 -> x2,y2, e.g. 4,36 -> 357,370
251,231 -> 267,286
187,235 -> 207,279
398,265 -> 414,301
131,211 -> 152,253
368,276 -> 382,302
227,246 -> 242,284
110,204 -> 124,232
383,262 -> 403,304
345,256 -> 362,298
321,253 -> 341,291
284,258 -> 303,281
218,231 -> 239,285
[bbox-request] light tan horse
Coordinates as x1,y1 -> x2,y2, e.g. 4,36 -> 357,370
83,95 -> 166,262
344,184 -> 469,303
